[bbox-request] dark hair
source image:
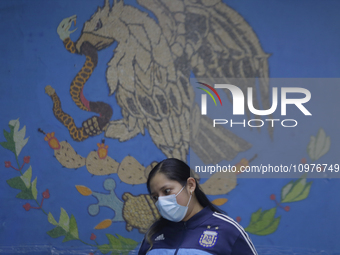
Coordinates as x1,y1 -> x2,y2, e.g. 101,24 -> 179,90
145,158 -> 224,247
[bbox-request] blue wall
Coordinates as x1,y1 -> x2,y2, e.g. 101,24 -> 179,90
0,0 -> 339,254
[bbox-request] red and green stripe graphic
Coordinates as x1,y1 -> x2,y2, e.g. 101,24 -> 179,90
197,82 -> 222,106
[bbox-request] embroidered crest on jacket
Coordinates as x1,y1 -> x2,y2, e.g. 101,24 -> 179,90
199,230 -> 218,247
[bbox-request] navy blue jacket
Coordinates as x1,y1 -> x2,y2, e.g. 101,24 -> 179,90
138,207 -> 257,255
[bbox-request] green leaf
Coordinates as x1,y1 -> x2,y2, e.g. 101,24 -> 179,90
6,176 -> 26,190
106,234 -> 122,250
281,181 -> 293,201
117,234 -> 138,254
281,175 -> 312,203
0,140 -> 15,154
281,180 -> 304,203
307,128 -> 331,161
98,244 -> 111,255
249,208 -> 262,223
98,234 -> 138,255
3,128 -> 13,142
117,234 -> 138,246
254,216 -> 281,236
9,119 -> 29,157
69,215 -> 79,239
59,208 -> 70,232
48,213 -> 58,226
63,232 -> 78,242
245,207 -> 280,236
16,187 -> 34,200
48,213 -> 79,243
47,226 -> 67,238
259,207 -> 276,224
291,182 -> 312,202
7,175 -> 34,200
20,166 -> 32,188
31,177 -> 38,200
1,125 -> 15,154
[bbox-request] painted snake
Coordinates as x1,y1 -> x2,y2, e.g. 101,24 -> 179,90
45,16 -> 113,142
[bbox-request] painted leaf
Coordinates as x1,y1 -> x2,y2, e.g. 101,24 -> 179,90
31,177 -> 38,200
282,179 -> 305,202
245,207 -> 280,235
97,234 -> 138,255
20,166 -> 32,188
281,182 -> 293,200
106,234 -> 122,250
291,182 -> 312,202
117,234 -> 138,254
3,128 -> 13,143
95,219 -> 112,229
47,212 -> 79,243
16,187 -> 34,200
6,176 -> 26,190
48,212 -> 58,226
98,244 -> 111,255
47,226 -> 67,239
9,119 -> 29,157
75,185 -> 92,196
68,214 -> 79,239
0,125 -> 15,154
59,208 -> 70,232
254,216 -> 281,236
212,198 -> 228,206
249,208 -> 262,223
63,232 -> 78,243
6,175 -> 34,200
307,128 -> 330,161
281,175 -> 312,203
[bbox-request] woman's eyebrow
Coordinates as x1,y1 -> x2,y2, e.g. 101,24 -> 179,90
150,185 -> 171,195
159,184 -> 171,191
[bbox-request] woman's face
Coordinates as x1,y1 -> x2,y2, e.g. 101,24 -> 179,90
149,172 -> 190,207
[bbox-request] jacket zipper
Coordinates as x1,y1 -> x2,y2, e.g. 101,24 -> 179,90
174,222 -> 187,255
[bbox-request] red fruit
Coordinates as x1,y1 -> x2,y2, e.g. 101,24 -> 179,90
42,189 -> 50,199
23,156 -> 30,164
270,194 -> 276,200
5,161 -> 11,168
23,203 -> 31,211
301,158 -> 307,164
284,206 -> 290,212
90,233 -> 97,240
236,216 -> 241,223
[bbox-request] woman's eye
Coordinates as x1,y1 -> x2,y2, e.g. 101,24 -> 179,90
152,195 -> 158,201
164,189 -> 171,195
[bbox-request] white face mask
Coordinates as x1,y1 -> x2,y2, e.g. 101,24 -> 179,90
155,185 -> 192,222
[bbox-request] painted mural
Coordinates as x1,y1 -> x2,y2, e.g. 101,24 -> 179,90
1,0 -> 340,254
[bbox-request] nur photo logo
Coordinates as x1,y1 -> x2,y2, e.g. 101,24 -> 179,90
197,82 -> 223,115
197,81 -> 312,128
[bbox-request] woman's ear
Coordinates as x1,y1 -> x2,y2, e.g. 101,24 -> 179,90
187,177 -> 196,194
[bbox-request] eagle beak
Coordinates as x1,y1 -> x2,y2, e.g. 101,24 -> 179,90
70,17 -> 77,34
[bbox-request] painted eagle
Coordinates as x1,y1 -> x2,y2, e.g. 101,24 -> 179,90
60,0 -> 271,164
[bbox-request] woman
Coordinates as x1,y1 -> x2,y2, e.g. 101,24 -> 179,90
138,158 -> 258,255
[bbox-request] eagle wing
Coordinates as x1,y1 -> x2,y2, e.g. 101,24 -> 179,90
137,0 -> 273,138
